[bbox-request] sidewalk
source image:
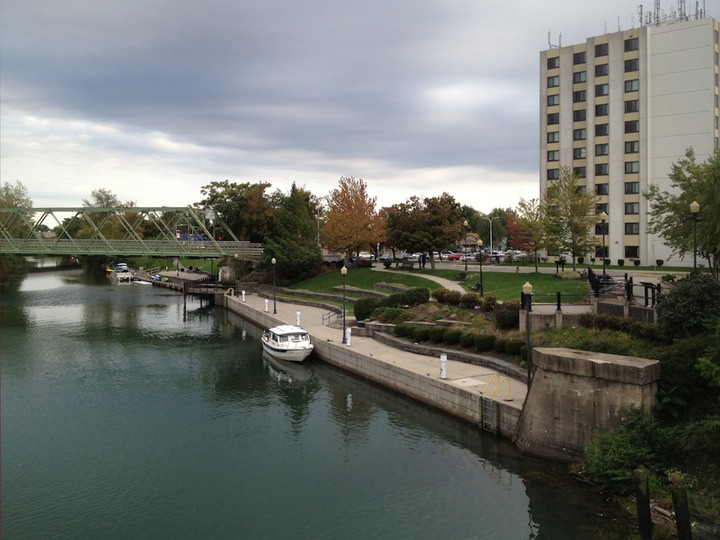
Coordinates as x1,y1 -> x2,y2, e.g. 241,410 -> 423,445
233,290 -> 528,412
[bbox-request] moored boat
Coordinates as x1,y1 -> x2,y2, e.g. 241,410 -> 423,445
261,325 -> 314,362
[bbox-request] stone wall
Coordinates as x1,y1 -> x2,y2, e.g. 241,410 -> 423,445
514,347 -> 660,462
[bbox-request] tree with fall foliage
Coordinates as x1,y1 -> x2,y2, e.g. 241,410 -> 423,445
322,177 -> 377,258
507,198 -> 544,272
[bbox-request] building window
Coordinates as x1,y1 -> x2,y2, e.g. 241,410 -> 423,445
573,147 -> 587,159
547,168 -> 560,180
573,90 -> 586,103
595,124 -> 609,136
547,94 -> 560,106
625,181 -> 640,194
573,51 -> 586,64
573,109 -> 587,122
595,143 -> 609,156
625,58 -> 639,72
595,103 -> 609,116
596,203 -> 609,214
595,164 -> 609,176
595,63 -> 609,76
625,79 -> 639,92
595,182 -> 609,194
625,223 -> 640,234
573,167 -> 586,178
624,37 -> 639,51
547,56 -> 560,69
573,71 -> 587,84
547,113 -> 560,125
625,141 -> 640,153
547,75 -> 559,88
625,99 -> 639,113
547,150 -> 559,162
547,131 -> 559,143
625,246 -> 639,258
595,83 -> 609,96
625,161 -> 640,174
595,43 -> 609,56
625,120 -> 639,133
573,128 -> 586,141
576,185 -> 587,194
625,202 -> 640,214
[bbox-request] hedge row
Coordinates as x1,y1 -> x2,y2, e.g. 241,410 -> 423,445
354,288 -> 430,321
394,324 -> 525,357
577,313 -> 660,342
430,288 -> 497,311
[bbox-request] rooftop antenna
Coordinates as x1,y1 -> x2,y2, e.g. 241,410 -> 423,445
655,0 -> 661,25
548,31 -> 561,49
639,4 -> 644,26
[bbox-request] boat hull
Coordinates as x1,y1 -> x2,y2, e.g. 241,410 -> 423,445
261,340 -> 313,362
261,325 -> 314,362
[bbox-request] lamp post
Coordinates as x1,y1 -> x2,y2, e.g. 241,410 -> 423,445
477,239 -> 484,296
522,281 -> 533,385
271,257 -> 277,314
690,201 -> 700,272
599,211 -> 608,277
484,216 -> 499,255
463,220 -> 469,272
341,266 -> 348,343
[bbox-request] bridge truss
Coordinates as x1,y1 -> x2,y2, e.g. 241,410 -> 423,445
0,207 -> 263,260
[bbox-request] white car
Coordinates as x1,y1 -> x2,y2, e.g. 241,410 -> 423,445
357,251 -> 375,260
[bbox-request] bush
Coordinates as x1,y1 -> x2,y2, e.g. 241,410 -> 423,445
443,329 -> 462,345
372,307 -> 413,324
394,324 -> 411,337
495,301 -> 521,330
504,339 -> 524,355
386,287 -> 429,308
656,273 -> 720,339
429,326 -> 446,343
481,295 -> 497,312
443,290 -> 462,306
431,288 -> 449,303
459,332 -> 476,348
412,327 -> 430,342
474,334 -> 496,351
460,292 -> 481,309
493,338 -> 508,353
354,297 -> 382,321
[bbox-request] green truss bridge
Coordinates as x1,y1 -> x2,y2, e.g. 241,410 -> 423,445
0,207 -> 263,261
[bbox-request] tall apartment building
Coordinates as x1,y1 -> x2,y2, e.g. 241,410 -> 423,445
539,11 -> 719,267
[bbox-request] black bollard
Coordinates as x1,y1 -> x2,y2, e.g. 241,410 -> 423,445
634,468 -> 653,540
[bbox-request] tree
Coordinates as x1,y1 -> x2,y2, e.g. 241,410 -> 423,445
644,149 -> 720,278
541,167 -> 598,270
77,188 -> 137,240
385,194 -> 463,268
322,177 -> 377,257
263,183 -> 322,283
0,181 -> 34,287
197,180 -> 274,243
508,198 -> 544,271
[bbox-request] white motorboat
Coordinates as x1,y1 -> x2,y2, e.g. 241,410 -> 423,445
261,325 -> 314,362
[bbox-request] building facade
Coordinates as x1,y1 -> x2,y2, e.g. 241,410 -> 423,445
539,13 -> 719,267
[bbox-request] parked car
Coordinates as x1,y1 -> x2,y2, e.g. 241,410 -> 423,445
447,252 -> 465,261
357,251 -> 374,260
378,253 -> 394,263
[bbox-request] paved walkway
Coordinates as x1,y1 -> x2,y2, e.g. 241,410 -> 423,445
234,269 -> 528,409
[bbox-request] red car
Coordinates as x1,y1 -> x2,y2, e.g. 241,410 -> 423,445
447,252 -> 465,261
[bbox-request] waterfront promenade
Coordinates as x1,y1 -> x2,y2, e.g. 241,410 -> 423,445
225,284 -> 528,433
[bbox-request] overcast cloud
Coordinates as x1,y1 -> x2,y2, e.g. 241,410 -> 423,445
2,1 -> 713,211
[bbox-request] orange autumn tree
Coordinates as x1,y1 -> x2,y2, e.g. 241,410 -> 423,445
323,176 -> 377,257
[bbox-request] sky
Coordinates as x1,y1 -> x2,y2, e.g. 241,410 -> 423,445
2,1 -> 716,213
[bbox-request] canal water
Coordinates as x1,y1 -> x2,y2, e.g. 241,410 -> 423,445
1,269 -> 636,539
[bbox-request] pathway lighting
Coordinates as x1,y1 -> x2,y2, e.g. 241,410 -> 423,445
341,265 -> 348,344
690,201 -> 700,272
523,281 -> 533,385
271,257 -> 277,314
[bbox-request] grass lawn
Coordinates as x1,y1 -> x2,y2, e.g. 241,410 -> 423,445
287,267 -> 591,303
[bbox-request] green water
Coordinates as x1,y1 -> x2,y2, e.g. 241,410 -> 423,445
1,270 -> 635,539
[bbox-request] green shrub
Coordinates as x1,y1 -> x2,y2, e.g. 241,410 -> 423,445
656,273 -> 720,339
412,327 -> 431,342
443,328 -> 462,345
495,301 -> 521,330
460,292 -> 481,309
493,338 -> 508,353
481,295 -> 497,312
504,339 -> 524,355
394,324 -> 412,337
459,332 -> 476,348
431,288 -> 449,303
370,307 -> 413,324
474,334 -> 496,351
354,297 -> 382,321
444,290 -> 462,306
429,326 -> 446,343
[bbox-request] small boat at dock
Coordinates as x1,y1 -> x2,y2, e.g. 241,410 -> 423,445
261,325 -> 314,362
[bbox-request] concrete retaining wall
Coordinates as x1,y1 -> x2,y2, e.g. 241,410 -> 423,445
514,347 -> 660,462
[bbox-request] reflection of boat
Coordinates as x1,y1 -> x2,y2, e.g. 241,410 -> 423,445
262,351 -> 315,382
261,325 -> 314,362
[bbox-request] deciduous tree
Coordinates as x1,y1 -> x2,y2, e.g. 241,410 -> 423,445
322,177 -> 377,257
508,198 -> 544,271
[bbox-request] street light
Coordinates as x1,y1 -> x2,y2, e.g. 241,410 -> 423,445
484,216 -> 499,255
599,211 -> 608,277
690,201 -> 700,272
341,265 -> 348,343
477,239 -> 484,296
271,257 -> 277,314
522,281 -> 533,385
463,220 -> 469,272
